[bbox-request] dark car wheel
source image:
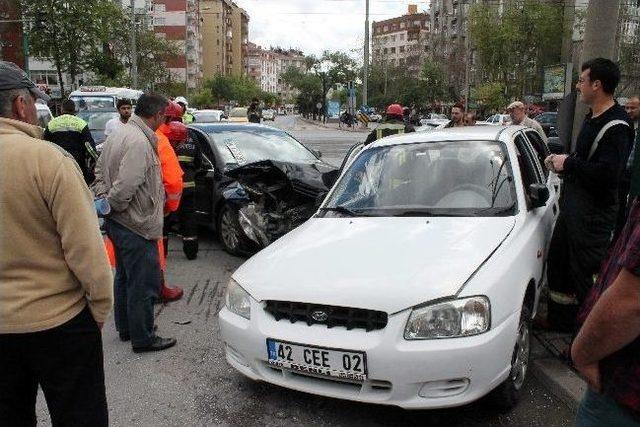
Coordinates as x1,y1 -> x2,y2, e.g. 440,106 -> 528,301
217,203 -> 257,256
488,305 -> 531,409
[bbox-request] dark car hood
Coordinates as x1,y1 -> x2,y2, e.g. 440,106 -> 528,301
224,160 -> 338,198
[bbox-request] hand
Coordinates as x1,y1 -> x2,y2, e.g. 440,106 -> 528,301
575,362 -> 601,392
544,155 -> 555,172
97,322 -> 104,330
551,154 -> 569,172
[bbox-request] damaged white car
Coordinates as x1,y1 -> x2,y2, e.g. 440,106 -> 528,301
219,126 -> 559,409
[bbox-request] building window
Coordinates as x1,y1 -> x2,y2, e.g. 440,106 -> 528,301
383,48 -> 388,54
154,4 -> 165,12
153,17 -> 165,26
400,33 -> 404,41
383,25 -> 388,31
400,22 -> 405,29
390,47 -> 396,53
399,46 -> 405,53
391,35 -> 396,42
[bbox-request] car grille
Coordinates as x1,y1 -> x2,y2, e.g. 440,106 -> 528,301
264,301 -> 387,332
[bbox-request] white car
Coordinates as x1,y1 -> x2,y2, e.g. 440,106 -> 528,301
220,126 -> 558,410
193,109 -> 225,123
485,114 -> 512,126
262,109 -> 276,121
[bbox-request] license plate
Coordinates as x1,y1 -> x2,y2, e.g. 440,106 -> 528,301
266,339 -> 367,381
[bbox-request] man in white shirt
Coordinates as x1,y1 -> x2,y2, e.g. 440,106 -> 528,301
507,101 -> 548,142
104,99 -> 132,137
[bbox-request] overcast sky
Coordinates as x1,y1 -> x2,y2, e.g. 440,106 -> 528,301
235,0 -> 431,59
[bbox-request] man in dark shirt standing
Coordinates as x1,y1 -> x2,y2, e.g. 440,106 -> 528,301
43,99 -> 98,184
544,58 -> 634,332
572,198 -> 640,424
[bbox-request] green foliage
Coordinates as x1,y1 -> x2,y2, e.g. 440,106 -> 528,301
21,0 -> 126,96
475,82 -> 507,112
204,74 -> 263,105
190,90 -> 214,109
365,60 -> 449,110
468,0 -> 564,99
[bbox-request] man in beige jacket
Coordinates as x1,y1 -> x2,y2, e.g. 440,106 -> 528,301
93,93 -> 177,353
0,61 -> 113,426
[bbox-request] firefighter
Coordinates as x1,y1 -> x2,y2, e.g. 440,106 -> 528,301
155,101 -> 185,301
364,103 -> 415,145
172,122 -> 202,260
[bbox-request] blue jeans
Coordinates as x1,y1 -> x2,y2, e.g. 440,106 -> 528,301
576,388 -> 640,426
106,219 -> 160,348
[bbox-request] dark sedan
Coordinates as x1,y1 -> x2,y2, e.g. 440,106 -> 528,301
187,123 -> 339,255
77,109 -> 119,146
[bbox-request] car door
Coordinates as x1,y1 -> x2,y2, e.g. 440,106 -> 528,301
187,128 -> 216,223
514,132 -> 556,297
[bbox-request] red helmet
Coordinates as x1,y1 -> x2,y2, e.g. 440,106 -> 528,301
164,101 -> 183,121
167,121 -> 188,147
386,103 -> 403,117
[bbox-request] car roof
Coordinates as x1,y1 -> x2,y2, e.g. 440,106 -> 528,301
189,122 -> 282,133
195,109 -> 223,113
370,125 -> 530,148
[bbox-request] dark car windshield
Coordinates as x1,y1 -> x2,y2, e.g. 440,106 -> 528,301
322,140 -> 517,217
205,127 -> 318,167
77,111 -> 119,130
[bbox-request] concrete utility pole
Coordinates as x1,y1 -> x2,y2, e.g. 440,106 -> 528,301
363,0 -> 369,108
130,0 -> 138,88
571,0 -> 621,149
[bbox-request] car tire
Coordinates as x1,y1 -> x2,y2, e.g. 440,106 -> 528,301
217,203 -> 248,256
488,305 -> 531,410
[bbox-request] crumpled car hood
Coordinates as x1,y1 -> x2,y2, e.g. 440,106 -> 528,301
234,216 -> 516,313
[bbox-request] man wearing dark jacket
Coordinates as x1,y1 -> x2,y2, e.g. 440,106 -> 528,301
544,58 -> 634,331
364,103 -> 415,145
43,98 -> 98,184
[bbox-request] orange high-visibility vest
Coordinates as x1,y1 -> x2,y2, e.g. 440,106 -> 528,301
104,236 -> 166,271
156,124 -> 183,214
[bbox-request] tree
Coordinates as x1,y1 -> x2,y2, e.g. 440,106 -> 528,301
467,0 -> 564,100
475,82 -> 507,113
617,3 -> 640,95
21,0 -> 125,96
203,74 -> 262,106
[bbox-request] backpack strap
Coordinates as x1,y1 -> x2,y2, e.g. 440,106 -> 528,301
588,119 -> 630,160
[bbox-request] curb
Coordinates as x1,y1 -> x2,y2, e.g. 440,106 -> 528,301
530,337 -> 586,412
298,117 -> 372,133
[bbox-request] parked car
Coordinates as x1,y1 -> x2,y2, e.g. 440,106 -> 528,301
187,123 -> 339,255
534,112 -> 558,137
228,107 -> 249,123
220,125 -> 559,410
262,109 -> 276,121
193,109 -> 225,123
76,109 -> 119,146
35,102 -> 53,128
485,114 -> 512,126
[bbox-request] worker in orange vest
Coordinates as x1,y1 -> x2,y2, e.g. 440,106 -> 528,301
156,101 -> 185,302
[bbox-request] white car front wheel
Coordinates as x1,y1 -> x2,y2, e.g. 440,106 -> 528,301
489,305 -> 531,409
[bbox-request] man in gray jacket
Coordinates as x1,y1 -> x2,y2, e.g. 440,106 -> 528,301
507,101 -> 548,142
94,93 -> 176,353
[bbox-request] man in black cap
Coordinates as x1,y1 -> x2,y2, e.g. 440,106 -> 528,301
0,61 -> 113,425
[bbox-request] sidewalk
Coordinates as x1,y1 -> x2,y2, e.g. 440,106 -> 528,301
298,116 -> 375,133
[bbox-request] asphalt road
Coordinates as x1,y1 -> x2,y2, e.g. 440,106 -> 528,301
35,116 -> 575,426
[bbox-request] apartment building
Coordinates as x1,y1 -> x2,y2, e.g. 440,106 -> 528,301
0,0 -> 25,69
371,5 -> 430,73
201,0 -> 249,78
152,0 -> 203,90
246,44 -> 306,99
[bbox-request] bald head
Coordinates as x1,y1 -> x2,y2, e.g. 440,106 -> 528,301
625,96 -> 640,121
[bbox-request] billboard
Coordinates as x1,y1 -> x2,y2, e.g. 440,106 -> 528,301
543,64 -> 567,100
327,101 -> 340,119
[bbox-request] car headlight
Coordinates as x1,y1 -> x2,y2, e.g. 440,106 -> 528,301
225,278 -> 251,319
404,296 -> 490,340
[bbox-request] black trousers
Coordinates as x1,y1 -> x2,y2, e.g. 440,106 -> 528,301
178,188 -> 198,240
0,307 -> 108,427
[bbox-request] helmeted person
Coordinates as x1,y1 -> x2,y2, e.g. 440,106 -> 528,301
168,121 -> 202,260
175,96 -> 193,124
154,101 -> 185,302
43,98 -> 98,184
364,103 -> 415,145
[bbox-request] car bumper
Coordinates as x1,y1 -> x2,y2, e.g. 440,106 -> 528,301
219,304 -> 519,409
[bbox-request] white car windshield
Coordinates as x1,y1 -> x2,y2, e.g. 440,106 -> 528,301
71,96 -> 116,110
194,112 -> 222,122
323,141 -> 517,217
207,128 -> 318,167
